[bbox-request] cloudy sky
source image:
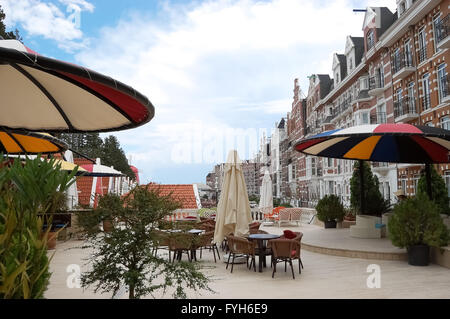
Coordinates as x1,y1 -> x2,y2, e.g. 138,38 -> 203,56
1,0 -> 396,184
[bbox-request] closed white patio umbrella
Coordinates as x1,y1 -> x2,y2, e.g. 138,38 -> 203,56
214,150 -> 252,244
259,169 -> 273,218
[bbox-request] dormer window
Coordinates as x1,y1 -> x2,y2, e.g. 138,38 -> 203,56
366,30 -> 375,50
349,57 -> 353,71
399,1 -> 406,16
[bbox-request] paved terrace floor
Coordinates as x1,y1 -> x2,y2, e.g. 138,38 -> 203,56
45,224 -> 450,299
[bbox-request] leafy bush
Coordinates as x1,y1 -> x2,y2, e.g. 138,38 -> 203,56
388,194 -> 449,249
315,195 -> 345,222
417,165 -> 450,216
0,155 -> 78,298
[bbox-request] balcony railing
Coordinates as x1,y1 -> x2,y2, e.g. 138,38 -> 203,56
418,46 -> 427,64
392,51 -> 414,75
436,15 -> 450,45
394,96 -> 418,119
370,112 -> 387,124
369,76 -> 383,90
422,93 -> 431,111
331,97 -> 352,120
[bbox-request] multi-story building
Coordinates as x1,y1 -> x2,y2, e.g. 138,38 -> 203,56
269,118 -> 287,199
280,0 -> 450,207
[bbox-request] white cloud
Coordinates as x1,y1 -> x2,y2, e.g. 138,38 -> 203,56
76,0 -> 396,183
0,0 -> 93,51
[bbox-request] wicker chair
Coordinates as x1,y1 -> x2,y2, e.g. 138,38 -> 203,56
225,235 -> 257,273
270,235 -> 303,279
153,230 -> 172,261
168,232 -> 196,262
249,222 -> 261,234
193,231 -> 220,262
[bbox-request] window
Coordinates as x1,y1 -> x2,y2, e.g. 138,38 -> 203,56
425,121 -> 434,127
328,181 -> 335,195
327,158 -> 333,168
418,27 -> 427,63
441,116 -> 450,130
399,1 -> 406,15
412,175 -> 419,195
362,112 -> 369,124
399,176 -> 407,195
445,171 -> 450,198
422,73 -> 431,110
433,14 -> 442,52
437,63 -> 448,102
404,39 -> 412,66
407,82 -> 415,105
335,72 -> 340,83
366,30 -> 375,50
349,57 -> 353,71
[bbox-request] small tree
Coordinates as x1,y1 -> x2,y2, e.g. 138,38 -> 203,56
79,186 -> 213,299
350,161 -> 390,216
389,194 -> 449,249
417,165 -> 450,216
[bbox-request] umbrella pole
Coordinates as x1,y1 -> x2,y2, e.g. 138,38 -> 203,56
359,160 -> 365,214
425,163 -> 433,200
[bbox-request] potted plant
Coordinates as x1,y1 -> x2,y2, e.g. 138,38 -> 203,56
388,194 -> 449,266
315,195 -> 345,228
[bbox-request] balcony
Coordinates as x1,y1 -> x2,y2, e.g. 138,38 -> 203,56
394,96 -> 419,122
436,15 -> 450,50
418,46 -> 427,64
422,93 -> 431,112
371,162 -> 390,175
439,74 -> 450,104
368,76 -> 384,97
331,97 -> 352,121
392,52 -> 415,79
370,112 -> 387,124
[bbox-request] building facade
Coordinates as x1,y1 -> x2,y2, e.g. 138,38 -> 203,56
273,0 -> 450,207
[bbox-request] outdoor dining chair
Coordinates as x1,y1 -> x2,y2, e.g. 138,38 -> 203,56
270,238 -> 302,279
225,235 -> 257,273
278,209 -> 291,227
152,230 -> 172,261
168,232 -> 196,262
193,231 -> 220,262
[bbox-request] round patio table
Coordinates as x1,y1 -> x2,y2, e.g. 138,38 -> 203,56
248,234 -> 280,272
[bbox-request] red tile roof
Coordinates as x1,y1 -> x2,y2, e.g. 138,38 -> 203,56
144,184 -> 199,209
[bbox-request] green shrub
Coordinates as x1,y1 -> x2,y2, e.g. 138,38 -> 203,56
0,155 -> 78,299
388,194 -> 449,249
417,165 -> 450,216
315,195 -> 345,222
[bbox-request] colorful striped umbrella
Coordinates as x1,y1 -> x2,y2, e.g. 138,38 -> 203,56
0,39 -> 154,133
294,124 -> 450,207
295,124 -> 450,164
0,129 -> 67,154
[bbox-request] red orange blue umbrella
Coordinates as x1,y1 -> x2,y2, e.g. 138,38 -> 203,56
294,124 -> 450,208
295,124 -> 450,164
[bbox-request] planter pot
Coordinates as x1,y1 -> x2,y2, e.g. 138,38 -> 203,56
324,220 -> 337,229
46,231 -> 57,250
103,220 -> 114,233
407,245 -> 430,266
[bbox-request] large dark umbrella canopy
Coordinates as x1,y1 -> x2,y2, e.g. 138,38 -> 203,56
0,40 -> 154,133
295,124 -> 450,164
